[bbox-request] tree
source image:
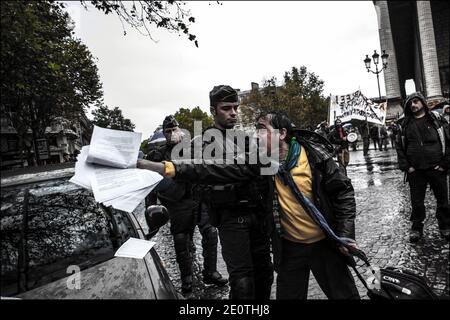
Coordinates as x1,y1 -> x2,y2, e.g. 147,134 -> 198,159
174,106 -> 214,137
1,1 -> 103,165
140,139 -> 150,155
240,66 -> 329,129
92,104 -> 135,131
79,0 -> 201,47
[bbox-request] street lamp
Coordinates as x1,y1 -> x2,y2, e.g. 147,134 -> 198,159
363,49 -> 389,101
362,50 -> 389,155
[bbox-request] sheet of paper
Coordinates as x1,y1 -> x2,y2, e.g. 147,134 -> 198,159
114,237 -> 156,259
87,125 -> 142,169
69,127 -> 163,214
69,146 -> 95,190
103,183 -> 157,213
90,166 -> 162,203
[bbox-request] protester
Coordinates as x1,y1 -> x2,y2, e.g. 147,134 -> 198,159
370,125 -> 380,151
328,119 -> 350,176
315,121 -> 330,138
138,110 -> 361,300
443,105 -> 450,123
388,122 -> 399,149
395,92 -> 450,242
359,122 -> 370,156
379,125 -> 388,151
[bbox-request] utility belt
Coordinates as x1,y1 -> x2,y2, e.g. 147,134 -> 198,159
201,183 -> 261,211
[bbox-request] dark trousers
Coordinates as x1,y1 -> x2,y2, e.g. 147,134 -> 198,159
168,201 -> 219,277
380,137 -> 388,150
217,210 -> 273,299
336,149 -> 349,176
362,137 -> 370,156
371,138 -> 380,150
276,238 -> 360,300
390,135 -> 396,149
408,169 -> 450,231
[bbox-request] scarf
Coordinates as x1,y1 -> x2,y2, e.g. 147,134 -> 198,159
276,137 -> 369,264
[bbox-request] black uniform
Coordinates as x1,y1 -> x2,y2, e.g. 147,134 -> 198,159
174,126 -> 274,299
146,143 -> 223,292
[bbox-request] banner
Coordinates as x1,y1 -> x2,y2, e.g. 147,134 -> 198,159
328,90 -> 387,125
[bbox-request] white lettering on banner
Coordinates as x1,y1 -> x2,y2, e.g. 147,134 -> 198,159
329,90 -> 387,125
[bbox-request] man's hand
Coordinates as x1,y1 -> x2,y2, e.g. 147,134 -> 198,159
339,239 -> 359,257
408,167 -> 415,173
434,165 -> 445,172
137,159 -> 166,175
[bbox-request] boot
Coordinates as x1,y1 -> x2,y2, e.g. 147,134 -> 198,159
229,276 -> 254,299
173,233 -> 193,294
181,275 -> 193,295
201,226 -> 228,287
409,229 -> 423,243
202,270 -> 228,287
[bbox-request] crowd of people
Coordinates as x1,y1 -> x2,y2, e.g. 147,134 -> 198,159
138,86 -> 449,300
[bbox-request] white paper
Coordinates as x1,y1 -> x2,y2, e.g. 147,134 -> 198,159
69,127 -> 163,213
91,166 -> 162,203
69,146 -> 94,190
114,237 -> 156,259
87,125 -> 142,169
103,184 -> 156,213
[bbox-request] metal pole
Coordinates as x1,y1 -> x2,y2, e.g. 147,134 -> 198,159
375,63 -> 381,101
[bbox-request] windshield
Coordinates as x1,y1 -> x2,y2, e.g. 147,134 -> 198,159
1,177 -> 122,296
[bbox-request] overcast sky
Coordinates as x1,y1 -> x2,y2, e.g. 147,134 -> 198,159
64,1 -> 386,138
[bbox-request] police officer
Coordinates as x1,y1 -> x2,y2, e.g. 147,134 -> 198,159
146,115 -> 227,296
201,86 -> 273,299
160,86 -> 274,299
141,86 -> 274,299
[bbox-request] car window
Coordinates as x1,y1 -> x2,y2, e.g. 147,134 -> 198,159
1,177 -> 129,296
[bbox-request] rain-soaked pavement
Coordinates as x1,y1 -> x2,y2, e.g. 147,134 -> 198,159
154,145 -> 449,299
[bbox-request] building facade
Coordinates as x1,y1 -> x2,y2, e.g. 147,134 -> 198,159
0,113 -> 92,170
374,1 -> 449,118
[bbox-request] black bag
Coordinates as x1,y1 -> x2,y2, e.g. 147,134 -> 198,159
349,253 -> 439,300
365,267 -> 439,300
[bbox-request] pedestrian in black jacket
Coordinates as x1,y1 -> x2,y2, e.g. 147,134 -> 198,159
328,119 -> 350,176
138,110 -> 360,299
396,92 -> 450,242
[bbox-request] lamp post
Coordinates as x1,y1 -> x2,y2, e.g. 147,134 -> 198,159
362,50 -> 388,155
364,49 -> 389,101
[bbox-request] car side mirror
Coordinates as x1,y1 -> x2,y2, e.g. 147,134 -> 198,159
145,205 -> 169,239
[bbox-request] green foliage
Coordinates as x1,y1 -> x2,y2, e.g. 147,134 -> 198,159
240,66 -> 329,129
140,139 -> 149,154
92,104 -> 135,131
174,106 -> 214,137
82,0 -> 200,47
1,1 -> 103,164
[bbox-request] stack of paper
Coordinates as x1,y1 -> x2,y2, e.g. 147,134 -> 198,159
70,126 -> 163,213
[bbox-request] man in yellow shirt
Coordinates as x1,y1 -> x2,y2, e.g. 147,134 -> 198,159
256,112 -> 359,299
138,110 -> 360,299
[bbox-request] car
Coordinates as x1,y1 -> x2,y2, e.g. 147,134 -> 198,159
1,164 -> 179,299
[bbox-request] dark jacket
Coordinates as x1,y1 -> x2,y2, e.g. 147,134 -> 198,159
147,143 -> 195,213
396,92 -> 449,171
173,126 -> 272,227
370,126 -> 379,139
328,126 -> 349,152
172,129 -> 357,269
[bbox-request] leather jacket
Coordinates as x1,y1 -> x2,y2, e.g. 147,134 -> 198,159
171,129 -> 356,240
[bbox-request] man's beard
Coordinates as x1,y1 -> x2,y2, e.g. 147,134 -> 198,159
411,106 -> 425,116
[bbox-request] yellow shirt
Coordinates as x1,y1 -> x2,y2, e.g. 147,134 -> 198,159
275,146 -> 325,244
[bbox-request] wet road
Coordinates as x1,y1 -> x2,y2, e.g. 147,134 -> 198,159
154,146 -> 449,299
